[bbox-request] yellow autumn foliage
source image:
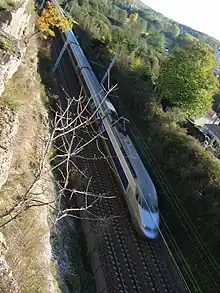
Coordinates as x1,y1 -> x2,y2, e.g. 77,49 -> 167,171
36,2 -> 72,38
130,12 -> 138,23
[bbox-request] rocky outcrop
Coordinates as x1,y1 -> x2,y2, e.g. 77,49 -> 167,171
0,0 -> 32,97
0,0 -> 32,185
0,44 -> 22,96
0,104 -> 19,189
1,0 -> 31,40
0,232 -> 19,293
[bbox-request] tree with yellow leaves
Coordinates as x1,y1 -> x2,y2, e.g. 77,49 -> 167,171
36,2 -> 72,39
130,12 -> 138,23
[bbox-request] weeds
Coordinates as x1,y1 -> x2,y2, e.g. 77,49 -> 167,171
26,0 -> 35,15
36,72 -> 49,106
4,209 -> 49,293
9,102 -> 20,111
0,33 -> 15,54
1,70 -> 31,110
0,0 -> 18,12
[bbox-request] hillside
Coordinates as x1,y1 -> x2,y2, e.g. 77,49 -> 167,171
136,0 -> 220,50
135,0 -> 220,50
65,0 -> 220,291
120,0 -> 220,52
69,0 -> 220,80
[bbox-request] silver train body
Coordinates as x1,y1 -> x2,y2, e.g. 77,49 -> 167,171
103,100 -> 159,239
51,1 -> 159,238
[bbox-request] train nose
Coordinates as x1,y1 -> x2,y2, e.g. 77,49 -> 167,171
140,208 -> 159,239
142,224 -> 158,239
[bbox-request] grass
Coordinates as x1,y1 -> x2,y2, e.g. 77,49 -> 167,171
1,69 -> 32,110
37,42 -> 96,292
1,33 -> 94,293
1,43 -> 47,111
36,72 -> 49,106
0,33 -> 15,54
50,258 -> 62,293
26,0 -> 35,15
0,0 -> 18,11
3,210 -> 49,293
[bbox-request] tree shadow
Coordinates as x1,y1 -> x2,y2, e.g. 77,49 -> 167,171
36,35 -> 96,293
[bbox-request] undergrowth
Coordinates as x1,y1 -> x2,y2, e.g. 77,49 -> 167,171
0,33 -> 16,54
0,0 -> 19,12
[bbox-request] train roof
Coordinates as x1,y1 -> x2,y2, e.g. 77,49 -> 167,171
117,131 -> 157,203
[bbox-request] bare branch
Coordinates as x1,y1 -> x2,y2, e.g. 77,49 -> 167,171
1,83 -> 120,228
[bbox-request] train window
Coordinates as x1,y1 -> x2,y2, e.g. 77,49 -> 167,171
140,196 -> 158,213
120,146 -> 137,178
149,204 -> 158,213
126,156 -> 137,178
111,111 -> 118,121
106,137 -> 129,190
115,119 -> 127,136
136,193 -> 140,203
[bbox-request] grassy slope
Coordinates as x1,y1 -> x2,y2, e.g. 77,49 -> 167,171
0,33 -> 56,292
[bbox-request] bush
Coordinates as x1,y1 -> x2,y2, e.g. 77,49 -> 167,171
0,0 -> 18,12
0,33 -> 13,53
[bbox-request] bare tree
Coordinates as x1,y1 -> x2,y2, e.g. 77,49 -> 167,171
0,84 -> 119,228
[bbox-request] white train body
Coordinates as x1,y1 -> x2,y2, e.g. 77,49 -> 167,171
104,99 -> 159,239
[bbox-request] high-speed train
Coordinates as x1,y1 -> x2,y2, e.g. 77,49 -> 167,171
104,99 -> 159,239
50,0 -> 159,239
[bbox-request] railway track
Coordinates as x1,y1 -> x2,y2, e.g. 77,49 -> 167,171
81,131 -> 185,293
76,124 -> 140,292
52,33 -> 188,293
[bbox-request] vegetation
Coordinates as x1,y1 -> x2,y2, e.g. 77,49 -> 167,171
0,0 -> 18,12
36,1 -> 72,38
26,0 -> 36,15
158,43 -> 217,118
51,219 -> 96,293
56,0 -> 220,290
0,32 -> 15,53
213,93 -> 220,113
1,55 -> 34,110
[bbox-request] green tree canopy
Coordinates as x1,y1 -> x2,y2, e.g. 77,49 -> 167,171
78,0 -> 89,6
147,30 -> 165,52
36,1 -> 72,38
157,43 -> 217,118
117,8 -> 127,23
177,32 -> 195,47
149,19 -> 164,31
165,23 -> 180,39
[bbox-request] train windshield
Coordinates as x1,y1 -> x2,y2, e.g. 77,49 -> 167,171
116,119 -> 127,135
140,195 -> 158,213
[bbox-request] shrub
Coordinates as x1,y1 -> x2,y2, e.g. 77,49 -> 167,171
0,0 -> 18,12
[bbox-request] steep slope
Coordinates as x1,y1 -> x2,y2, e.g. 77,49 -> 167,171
0,2 -> 57,292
